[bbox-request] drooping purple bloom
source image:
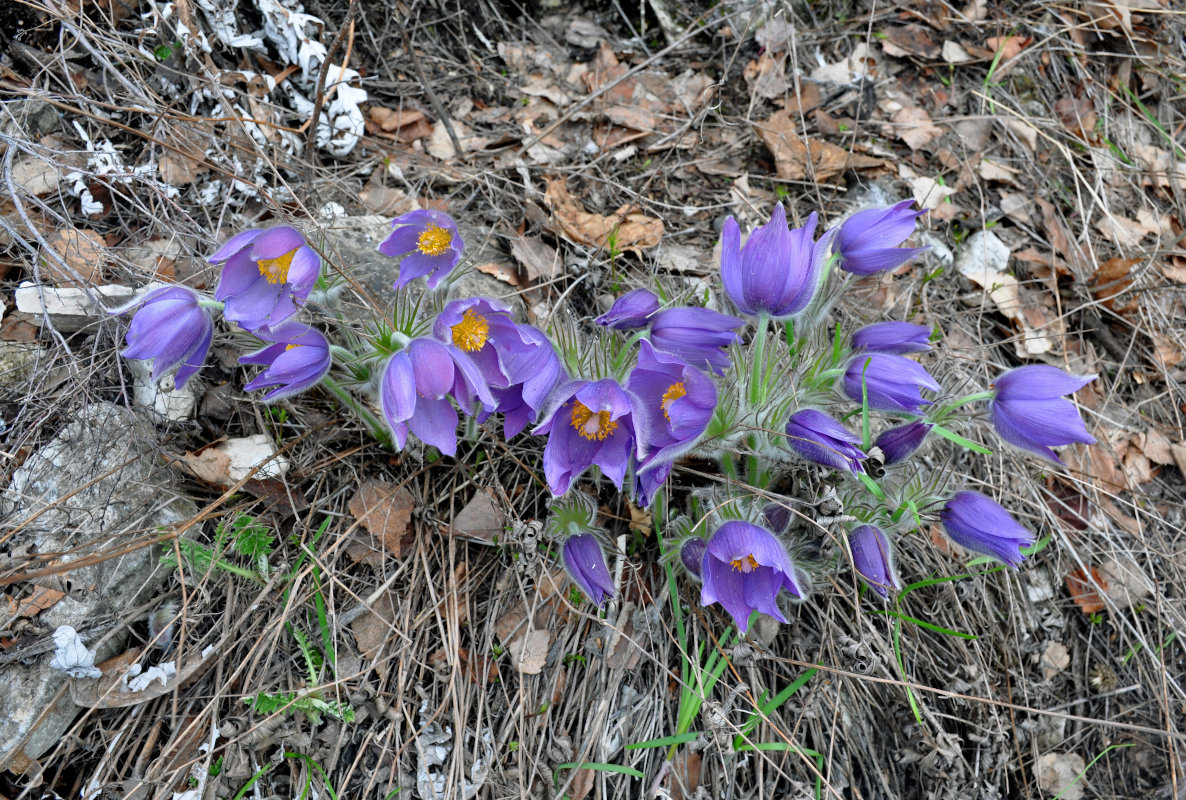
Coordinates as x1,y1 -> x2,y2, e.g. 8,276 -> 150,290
561,533 -> 615,608
493,325 -> 566,439
628,341 -> 717,497
648,306 -> 743,375
851,321 -> 932,354
835,200 -> 927,276
239,322 -> 331,401
874,421 -> 934,465
114,285 -> 214,389
784,409 -> 866,474
211,226 -> 321,332
719,204 -> 836,319
533,378 -> 646,496
989,365 -> 1097,464
380,338 -> 496,457
596,288 -> 660,330
939,491 -> 1034,568
844,354 -> 941,414
761,504 -> 791,536
848,525 -> 902,598
700,521 -> 805,632
378,209 -> 464,289
680,536 -> 707,579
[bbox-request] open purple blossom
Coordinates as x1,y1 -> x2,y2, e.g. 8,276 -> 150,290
874,421 -> 934,465
533,378 -> 646,496
628,340 -> 717,504
720,204 -> 835,319
113,285 -> 213,389
380,338 -> 496,457
700,521 -> 805,633
239,322 -> 331,401
433,297 -> 522,388
647,306 -> 743,375
784,409 -> 866,474
851,321 -> 932,354
989,365 -> 1097,464
939,491 -> 1034,568
561,533 -> 615,608
378,209 -> 464,289
489,324 -> 566,439
848,525 -> 902,599
844,353 -> 941,414
835,200 -> 927,276
211,225 -> 321,332
596,288 -> 660,330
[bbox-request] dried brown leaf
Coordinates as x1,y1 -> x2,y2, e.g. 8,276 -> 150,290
893,106 -> 943,151
756,110 -> 885,181
42,228 -> 105,286
1066,567 -> 1108,615
880,24 -> 941,60
544,177 -> 663,253
348,479 -> 415,558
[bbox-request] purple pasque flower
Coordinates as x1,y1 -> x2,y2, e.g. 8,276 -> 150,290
380,338 -> 496,457
596,288 -> 660,330
628,340 -> 717,477
835,200 -> 927,276
561,533 -> 615,608
239,321 -> 331,401
848,525 -> 902,598
378,209 -> 464,289
533,378 -> 646,496
989,365 -> 1097,464
115,285 -> 213,389
784,409 -> 866,474
211,225 -> 321,332
648,306 -> 743,375
844,353 -> 941,414
700,521 -> 805,633
851,321 -> 932,354
719,204 -> 836,319
432,297 -> 523,387
680,536 -> 707,579
939,491 -> 1034,568
492,324 -> 565,438
874,421 -> 934,465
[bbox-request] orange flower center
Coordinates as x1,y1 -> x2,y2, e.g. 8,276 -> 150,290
570,401 -> 617,441
417,223 -> 453,256
730,554 -> 759,573
451,308 -> 489,352
256,248 -> 297,285
660,381 -> 686,421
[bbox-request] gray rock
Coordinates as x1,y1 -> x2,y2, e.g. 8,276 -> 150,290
0,340 -> 44,400
0,402 -> 197,768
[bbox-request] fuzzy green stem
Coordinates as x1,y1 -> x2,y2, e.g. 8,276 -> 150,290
328,345 -> 358,363
321,375 -> 389,445
749,314 -> 769,406
197,298 -> 225,311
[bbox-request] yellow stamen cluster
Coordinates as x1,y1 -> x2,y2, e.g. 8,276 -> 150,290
451,308 -> 489,353
730,554 -> 760,573
256,248 -> 297,285
570,402 -> 617,441
660,381 -> 687,421
417,223 -> 453,256
285,343 -> 301,351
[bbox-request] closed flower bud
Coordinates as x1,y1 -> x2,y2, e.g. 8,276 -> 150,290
939,491 -> 1034,568
680,536 -> 708,579
784,409 -> 866,474
647,306 -> 742,375
113,286 -> 214,389
835,200 -> 927,276
596,288 -> 660,330
989,365 -> 1096,464
844,354 -> 940,414
562,533 -> 614,608
874,421 -> 934,465
851,321 -> 932,354
848,525 -> 901,598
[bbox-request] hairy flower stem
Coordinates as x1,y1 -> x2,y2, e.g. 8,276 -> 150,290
749,313 -> 770,407
321,375 -> 390,444
196,298 -> 225,311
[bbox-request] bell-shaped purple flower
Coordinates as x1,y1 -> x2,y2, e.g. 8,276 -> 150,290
874,421 -> 934,465
378,209 -> 464,289
114,285 -> 213,389
835,200 -> 927,276
848,525 -> 902,598
647,306 -> 743,375
680,536 -> 707,579
561,533 -> 615,608
939,491 -> 1034,568
700,521 -> 805,633
211,226 -> 321,332
628,341 -> 717,494
239,322 -> 331,401
851,321 -> 932,354
380,338 -> 496,457
533,378 -> 645,496
844,353 -> 941,414
989,365 -> 1096,464
491,324 -> 566,439
596,288 -> 660,330
720,204 -> 836,319
784,409 -> 866,474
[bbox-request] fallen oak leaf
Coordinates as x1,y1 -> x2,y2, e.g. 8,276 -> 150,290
756,110 -> 885,181
544,177 -> 663,254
